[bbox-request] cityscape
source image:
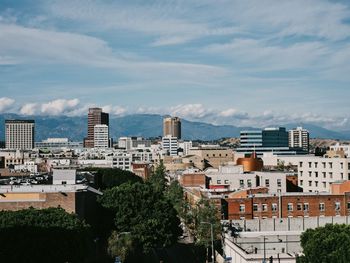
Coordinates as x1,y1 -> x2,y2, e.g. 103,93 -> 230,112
1,1 -> 350,263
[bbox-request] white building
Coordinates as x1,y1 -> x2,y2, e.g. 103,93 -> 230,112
5,120 -> 35,150
94,124 -> 109,148
111,152 -> 132,171
289,127 -> 309,152
178,141 -> 193,156
52,169 -> 76,184
162,135 -> 178,156
14,161 -> 37,173
330,143 -> 350,157
35,138 -> 83,150
204,164 -> 287,193
261,154 -> 350,193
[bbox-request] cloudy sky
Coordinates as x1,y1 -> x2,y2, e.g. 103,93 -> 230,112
1,0 -> 350,130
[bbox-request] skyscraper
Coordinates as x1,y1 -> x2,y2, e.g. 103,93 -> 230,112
84,108 -> 109,148
289,127 -> 309,153
163,117 -> 181,139
5,120 -> 35,150
94,124 -> 109,148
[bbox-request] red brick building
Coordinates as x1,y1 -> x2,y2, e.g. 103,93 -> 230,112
223,191 -> 350,220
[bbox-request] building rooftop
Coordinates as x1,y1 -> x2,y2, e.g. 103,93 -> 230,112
0,184 -> 102,195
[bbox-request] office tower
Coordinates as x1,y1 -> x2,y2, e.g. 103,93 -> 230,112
289,127 -> 309,153
162,135 -> 178,156
238,127 -> 293,156
84,108 -> 109,148
163,117 -> 181,139
94,124 -> 109,148
5,120 -> 35,150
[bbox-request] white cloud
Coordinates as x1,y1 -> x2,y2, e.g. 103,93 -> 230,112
0,97 -> 15,113
102,105 -> 127,116
170,104 -> 211,119
20,103 -> 37,115
41,99 -> 80,115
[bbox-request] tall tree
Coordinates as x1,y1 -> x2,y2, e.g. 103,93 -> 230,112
299,224 -> 350,263
147,160 -> 167,193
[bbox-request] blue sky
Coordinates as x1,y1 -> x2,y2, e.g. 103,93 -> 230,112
0,0 -> 350,130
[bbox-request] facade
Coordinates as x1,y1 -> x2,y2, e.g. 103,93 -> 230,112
94,124 -> 109,148
330,143 -> 350,157
224,191 -> 350,220
52,169 -> 76,184
289,127 -> 309,153
118,137 -> 151,151
84,108 -> 109,148
162,135 -> 178,156
237,127 -> 299,156
163,117 -> 181,139
188,146 -> 234,168
5,120 -> 35,150
35,138 -> 83,150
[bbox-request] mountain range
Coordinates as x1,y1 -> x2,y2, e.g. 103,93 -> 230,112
0,113 -> 349,141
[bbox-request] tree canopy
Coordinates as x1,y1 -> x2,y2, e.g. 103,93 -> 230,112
0,207 -> 93,263
299,224 -> 350,263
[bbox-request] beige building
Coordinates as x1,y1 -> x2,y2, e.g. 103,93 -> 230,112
163,117 -> 181,139
188,146 -> 234,168
5,120 -> 35,150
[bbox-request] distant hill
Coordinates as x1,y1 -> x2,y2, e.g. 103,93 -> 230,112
0,113 -> 349,141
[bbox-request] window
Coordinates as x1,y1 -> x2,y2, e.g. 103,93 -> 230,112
322,162 -> 326,168
271,203 -> 277,212
319,203 -> 325,211
329,162 -> 333,169
322,172 -> 326,178
341,163 -> 344,169
308,162 -> 312,168
247,179 -> 252,188
277,179 -> 282,187
303,203 -> 309,211
299,162 -> 303,167
323,182 -> 327,188
347,202 -> 350,210
239,180 -> 244,188
315,181 -> 318,187
300,180 -> 303,186
300,171 -> 303,177
265,179 -> 270,187
224,180 -> 229,184
341,173 -> 344,180
262,204 -> 268,212
335,202 -> 341,211
309,171 -> 312,177
217,180 -> 221,184
315,172 -> 318,178
287,203 -> 293,212
253,204 -> 259,212
329,172 -> 333,179
297,203 -> 302,211
308,181 -> 312,186
315,162 -> 318,168
239,204 -> 245,212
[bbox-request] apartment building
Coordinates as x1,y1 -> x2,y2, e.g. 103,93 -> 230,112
94,124 -> 109,148
289,127 -> 309,153
5,120 -> 35,150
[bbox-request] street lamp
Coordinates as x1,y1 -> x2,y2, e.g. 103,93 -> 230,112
201,221 -> 214,263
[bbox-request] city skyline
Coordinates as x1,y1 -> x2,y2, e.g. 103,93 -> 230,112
1,0 -> 350,131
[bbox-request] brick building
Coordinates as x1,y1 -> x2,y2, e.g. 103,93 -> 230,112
223,190 -> 350,220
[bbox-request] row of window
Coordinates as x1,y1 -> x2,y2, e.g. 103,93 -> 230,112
300,180 -> 327,188
300,171 -> 350,180
239,202 -> 350,213
300,161 -> 350,169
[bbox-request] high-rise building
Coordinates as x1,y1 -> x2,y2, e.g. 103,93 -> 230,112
5,120 -> 35,150
84,108 -> 109,148
289,127 -> 309,153
237,127 -> 297,156
163,117 -> 181,139
94,124 -> 109,148
162,135 -> 178,156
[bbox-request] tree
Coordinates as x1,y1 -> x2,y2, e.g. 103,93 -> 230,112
0,207 -> 93,263
99,182 -> 182,253
166,180 -> 184,214
147,160 -> 167,193
299,224 -> 350,263
107,231 -> 134,262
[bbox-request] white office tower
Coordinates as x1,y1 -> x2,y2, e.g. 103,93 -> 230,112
5,120 -> 35,150
94,124 -> 109,148
289,127 -> 309,152
162,135 -> 178,156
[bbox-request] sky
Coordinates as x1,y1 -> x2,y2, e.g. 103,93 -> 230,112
0,0 -> 350,131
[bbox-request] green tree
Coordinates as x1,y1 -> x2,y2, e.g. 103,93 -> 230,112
0,207 -> 93,263
107,231 -> 134,262
299,224 -> 350,263
166,180 -> 184,214
147,161 -> 167,193
99,182 -> 182,253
